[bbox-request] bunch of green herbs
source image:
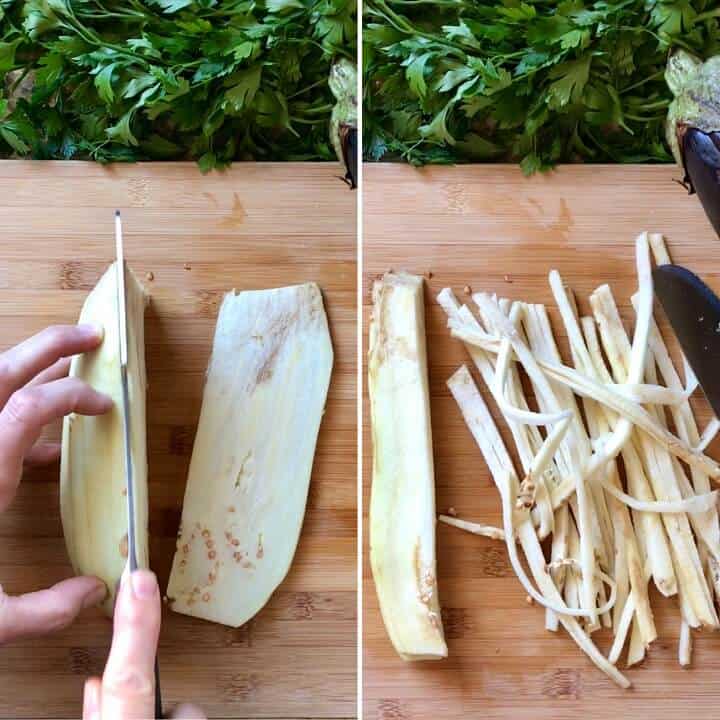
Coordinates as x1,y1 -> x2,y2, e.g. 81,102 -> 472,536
0,0 -> 355,168
364,0 -> 720,170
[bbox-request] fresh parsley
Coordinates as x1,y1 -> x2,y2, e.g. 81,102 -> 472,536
363,0 -> 720,170
0,0 -> 356,168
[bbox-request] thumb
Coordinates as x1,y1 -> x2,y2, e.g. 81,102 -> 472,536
169,704 -> 207,719
101,569 -> 161,720
0,576 -> 106,645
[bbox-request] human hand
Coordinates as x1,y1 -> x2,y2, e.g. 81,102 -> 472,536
83,569 -> 205,720
0,324 -> 113,644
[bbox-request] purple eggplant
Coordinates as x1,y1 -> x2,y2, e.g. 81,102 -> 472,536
666,51 -> 720,236
329,59 -> 357,189
682,128 -> 720,236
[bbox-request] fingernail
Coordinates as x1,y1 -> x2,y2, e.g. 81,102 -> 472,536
79,323 -> 104,341
131,569 -> 158,599
83,581 -> 108,609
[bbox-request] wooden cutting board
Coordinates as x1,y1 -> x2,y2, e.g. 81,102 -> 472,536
0,161 -> 356,720
363,164 -> 720,720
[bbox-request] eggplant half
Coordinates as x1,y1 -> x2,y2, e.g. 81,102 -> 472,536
329,58 -> 357,189
666,51 -> 720,237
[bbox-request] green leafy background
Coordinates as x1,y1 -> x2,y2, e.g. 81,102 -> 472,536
0,0 -> 356,168
364,0 -> 720,169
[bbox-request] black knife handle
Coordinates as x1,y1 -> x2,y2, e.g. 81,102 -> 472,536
154,656 -> 163,719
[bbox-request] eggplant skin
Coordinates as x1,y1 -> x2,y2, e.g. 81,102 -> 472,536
682,128 -> 720,237
341,125 -> 357,189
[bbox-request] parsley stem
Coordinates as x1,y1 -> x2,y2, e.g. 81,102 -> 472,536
693,8 -> 720,24
288,78 -> 329,100
290,116 -> 328,124
624,112 -> 664,122
619,70 -> 664,95
296,104 -> 334,114
387,0 -> 463,5
628,99 -> 669,112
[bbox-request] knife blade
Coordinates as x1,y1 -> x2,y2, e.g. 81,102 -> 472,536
115,211 -> 163,719
653,263 -> 720,418
115,210 -> 138,574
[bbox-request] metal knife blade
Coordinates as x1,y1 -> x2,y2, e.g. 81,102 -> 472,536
114,212 -> 163,719
115,210 -> 137,573
653,263 -> 720,418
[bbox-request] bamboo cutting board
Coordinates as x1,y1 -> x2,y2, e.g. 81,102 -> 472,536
363,164 -> 720,720
0,161 -> 356,720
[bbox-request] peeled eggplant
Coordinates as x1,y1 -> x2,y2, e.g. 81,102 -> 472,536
368,272 -> 447,660
166,283 -> 333,627
60,263 -> 149,616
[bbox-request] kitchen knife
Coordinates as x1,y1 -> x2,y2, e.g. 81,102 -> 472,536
653,263 -> 720,418
115,211 -> 138,575
115,211 -> 163,719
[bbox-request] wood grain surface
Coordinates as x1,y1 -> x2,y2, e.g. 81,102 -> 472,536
0,161 -> 357,720
363,164 -> 720,720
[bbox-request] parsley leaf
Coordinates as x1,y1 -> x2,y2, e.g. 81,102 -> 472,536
364,0 -> 718,168
0,0 -> 356,167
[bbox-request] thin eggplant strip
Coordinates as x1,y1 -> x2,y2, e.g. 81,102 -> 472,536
592,284 -> 717,629
679,619 -> 693,667
684,357 -> 699,397
449,320 -> 720,479
595,475 -> 717,514
550,273 -> 656,643
598,287 -> 715,626
435,231 -> 720,685
615,383 -> 691,405
517,416 -> 572,509
523,303 -> 610,565
494,301 -> 555,539
474,294 -> 600,623
451,310 -> 718,515
698,419 -> 720,453
495,337 -> 572,427
438,515 -> 505,541
581,358 -> 658,645
648,353 -> 720,586
632,289 -> 720,564
581,315 -> 677,600
607,559 -> 653,665
553,234 -> 649,493
564,519 -> 581,611
627,616 -> 646,668
609,595 -> 636,665
546,503 -> 569,632
598,580 -> 613,630
535,288 -> 615,572
437,290 -> 543,471
447,365 -> 630,688
501,477 -> 617,617
437,289 -> 558,538
649,232 -> 710,422
521,303 -> 609,619
545,558 -> 618,613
